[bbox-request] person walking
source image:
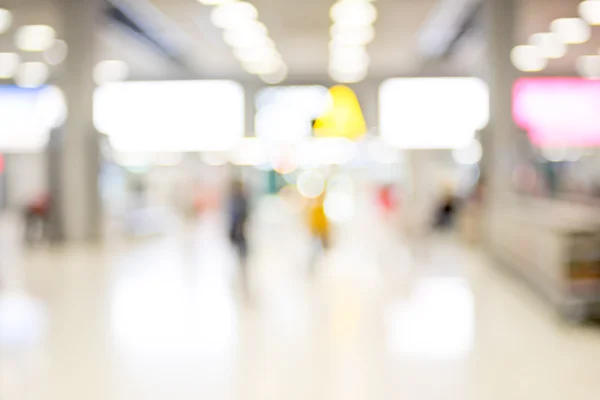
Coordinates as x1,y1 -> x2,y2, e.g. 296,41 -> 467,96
228,181 -> 250,298
307,193 -> 330,275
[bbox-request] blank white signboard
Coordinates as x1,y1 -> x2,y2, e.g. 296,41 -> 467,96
379,78 -> 489,149
94,80 -> 245,152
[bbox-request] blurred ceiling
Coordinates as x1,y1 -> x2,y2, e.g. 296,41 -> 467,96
445,0 -> 599,77
0,0 -> 183,81
121,0 -> 440,80
515,0 -> 597,76
11,0 -> 597,84
0,0 -> 462,82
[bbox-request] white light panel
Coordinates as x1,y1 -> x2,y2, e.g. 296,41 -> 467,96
94,80 -> 245,152
379,78 -> 489,149
0,85 -> 66,152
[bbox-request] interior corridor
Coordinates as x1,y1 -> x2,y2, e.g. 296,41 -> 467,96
1,196 -> 600,400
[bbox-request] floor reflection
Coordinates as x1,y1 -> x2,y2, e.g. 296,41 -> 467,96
0,290 -> 47,348
0,290 -> 48,400
2,203 -> 600,400
385,277 -> 474,359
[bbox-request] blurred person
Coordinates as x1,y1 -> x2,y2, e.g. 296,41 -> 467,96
307,193 -> 330,274
433,185 -> 459,230
228,180 -> 250,297
24,193 -> 51,245
129,175 -> 147,210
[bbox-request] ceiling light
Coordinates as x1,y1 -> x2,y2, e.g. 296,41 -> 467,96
550,18 -> 590,44
577,55 -> 600,79
15,62 -> 49,88
94,60 -> 129,85
225,20 -> 268,37
330,0 -> 377,27
510,45 -> 547,72
529,32 -> 566,59
0,53 -> 19,78
0,8 -> 12,34
211,2 -> 285,81
259,64 -> 288,85
330,25 -> 375,46
43,39 -> 68,65
579,0 -> 600,25
15,25 -> 56,52
211,2 -> 258,29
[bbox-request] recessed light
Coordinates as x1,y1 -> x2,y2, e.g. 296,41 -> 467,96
579,0 -> 600,26
15,62 -> 49,88
529,32 -> 566,59
15,25 -> 56,52
577,55 -> 600,79
0,8 -> 12,34
260,64 -> 288,85
330,0 -> 377,27
550,18 -> 590,44
211,2 -> 258,29
0,52 -> 19,78
511,45 -> 547,72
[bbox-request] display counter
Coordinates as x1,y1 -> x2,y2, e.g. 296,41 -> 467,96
488,196 -> 600,320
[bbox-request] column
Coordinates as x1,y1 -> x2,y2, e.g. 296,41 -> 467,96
244,81 -> 260,136
355,80 -> 379,134
484,0 -> 517,203
57,0 -> 102,241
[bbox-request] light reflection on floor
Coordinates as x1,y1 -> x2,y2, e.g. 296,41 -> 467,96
1,201 -> 600,400
385,277 -> 474,359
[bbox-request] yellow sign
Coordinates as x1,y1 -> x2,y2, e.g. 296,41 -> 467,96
313,85 -> 367,140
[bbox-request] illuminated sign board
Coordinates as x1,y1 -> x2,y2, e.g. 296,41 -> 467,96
379,78 -> 489,149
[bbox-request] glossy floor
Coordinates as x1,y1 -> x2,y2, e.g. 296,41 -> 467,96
1,202 -> 600,400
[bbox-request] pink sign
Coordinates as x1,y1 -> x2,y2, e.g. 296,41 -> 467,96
513,77 -> 600,147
